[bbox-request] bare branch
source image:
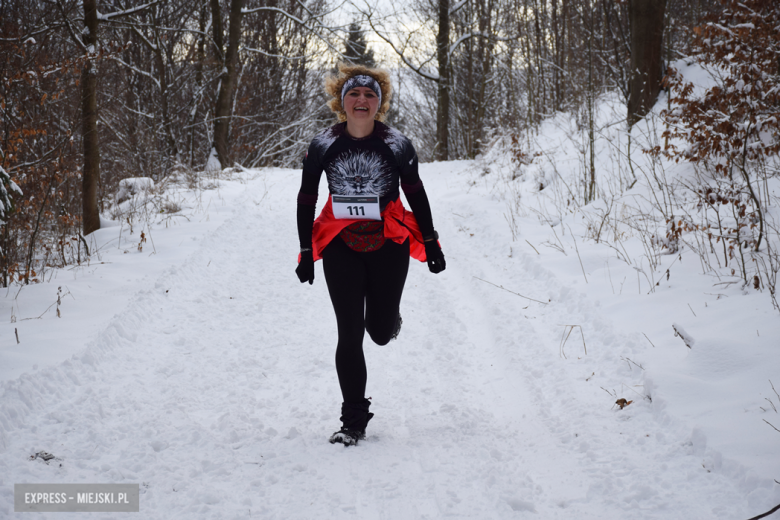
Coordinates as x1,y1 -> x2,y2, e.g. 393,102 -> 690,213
449,0 -> 468,15
0,25 -> 66,43
98,0 -> 162,21
241,5 -> 350,59
359,4 -> 440,82
745,502 -> 780,520
240,47 -> 314,61
55,0 -> 88,52
448,31 -> 512,61
108,56 -> 161,89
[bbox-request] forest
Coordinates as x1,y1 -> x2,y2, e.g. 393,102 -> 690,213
1,0 -> 778,309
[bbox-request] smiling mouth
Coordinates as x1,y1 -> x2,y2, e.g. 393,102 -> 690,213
354,107 -> 369,111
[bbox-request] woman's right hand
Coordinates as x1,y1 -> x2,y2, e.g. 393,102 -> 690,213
296,250 -> 315,284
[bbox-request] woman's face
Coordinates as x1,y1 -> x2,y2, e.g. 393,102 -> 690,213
343,86 -> 379,124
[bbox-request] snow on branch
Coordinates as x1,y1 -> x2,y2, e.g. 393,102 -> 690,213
447,31 -> 512,61
242,6 -> 306,23
0,26 -> 63,43
109,56 -> 161,89
241,47 -> 314,61
449,0 -> 468,15
710,22 -> 735,36
448,32 -> 484,60
128,25 -> 159,53
672,323 -> 695,349
97,0 -> 162,21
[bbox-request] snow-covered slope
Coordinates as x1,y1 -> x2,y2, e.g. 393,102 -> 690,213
1,157 -> 778,518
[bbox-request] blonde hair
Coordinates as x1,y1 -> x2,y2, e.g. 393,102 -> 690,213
325,63 -> 392,122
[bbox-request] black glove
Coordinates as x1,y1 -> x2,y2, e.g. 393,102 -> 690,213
296,250 -> 314,284
424,240 -> 446,274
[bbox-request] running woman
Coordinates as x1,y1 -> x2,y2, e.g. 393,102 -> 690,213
295,63 -> 446,446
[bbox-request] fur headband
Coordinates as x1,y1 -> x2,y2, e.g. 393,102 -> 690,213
341,75 -> 382,106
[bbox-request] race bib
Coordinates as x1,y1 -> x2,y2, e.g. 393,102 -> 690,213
332,195 -> 382,220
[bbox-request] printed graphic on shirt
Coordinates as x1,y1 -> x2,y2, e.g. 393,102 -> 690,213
382,125 -> 409,157
376,124 -> 416,166
311,126 -> 341,156
327,149 -> 390,196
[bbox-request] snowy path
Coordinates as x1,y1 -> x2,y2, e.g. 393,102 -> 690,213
0,166 -> 761,518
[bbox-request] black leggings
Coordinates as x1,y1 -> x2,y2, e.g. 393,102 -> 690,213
322,236 -> 410,404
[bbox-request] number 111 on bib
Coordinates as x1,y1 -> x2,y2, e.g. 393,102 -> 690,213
332,195 -> 382,220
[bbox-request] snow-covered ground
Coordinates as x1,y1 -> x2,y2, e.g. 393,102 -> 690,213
1,153 -> 778,518
2,72 -> 780,517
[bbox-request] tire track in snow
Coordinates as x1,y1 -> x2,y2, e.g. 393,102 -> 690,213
429,166 -> 751,519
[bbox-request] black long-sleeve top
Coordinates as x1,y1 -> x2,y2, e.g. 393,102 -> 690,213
296,121 -> 436,250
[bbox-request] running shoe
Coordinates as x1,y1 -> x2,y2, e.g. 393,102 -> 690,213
391,313 -> 402,340
329,427 -> 365,446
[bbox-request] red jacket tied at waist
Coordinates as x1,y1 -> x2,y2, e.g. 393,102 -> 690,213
304,195 -> 430,262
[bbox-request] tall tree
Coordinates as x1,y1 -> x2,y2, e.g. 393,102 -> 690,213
345,21 -> 376,68
363,0 -> 455,160
190,2 -> 210,168
364,0 -> 511,160
435,0 -> 451,160
627,0 -> 667,126
81,0 -> 101,235
210,0 -> 225,62
213,0 -> 243,169
449,0 -> 505,158
118,3 -> 183,167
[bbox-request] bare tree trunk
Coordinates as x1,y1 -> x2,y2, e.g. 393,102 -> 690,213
563,0 -> 569,103
213,0 -> 243,169
521,0 -> 535,129
152,6 -> 179,165
587,0 -> 596,203
533,0 -> 545,114
436,0 -> 450,161
81,0 -> 100,235
627,0 -> 667,127
473,0 -> 492,156
466,23 -> 474,157
551,0 -> 560,111
190,4 -> 208,168
210,0 -> 225,61
1,217 -> 11,287
153,48 -> 179,163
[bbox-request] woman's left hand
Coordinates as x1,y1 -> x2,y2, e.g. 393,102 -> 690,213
424,241 -> 446,274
